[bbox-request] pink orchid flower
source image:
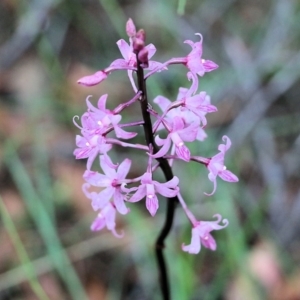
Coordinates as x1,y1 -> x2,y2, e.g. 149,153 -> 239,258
128,172 -> 179,216
205,135 -> 239,195
83,94 -> 137,139
152,116 -> 199,161
182,214 -> 228,254
153,93 -> 207,141
74,133 -> 112,170
91,202 -> 123,238
184,33 -> 218,77
83,155 -> 131,215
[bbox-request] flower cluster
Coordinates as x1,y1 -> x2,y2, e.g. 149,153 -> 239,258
74,19 -> 238,254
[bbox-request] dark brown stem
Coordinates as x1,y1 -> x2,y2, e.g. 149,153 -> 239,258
136,56 -> 178,300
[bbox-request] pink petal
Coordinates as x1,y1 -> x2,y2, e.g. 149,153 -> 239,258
155,184 -> 179,198
146,195 -> 159,216
204,172 -> 217,196
83,170 -> 109,187
114,190 -> 129,215
100,155 -> 116,178
145,43 -> 156,59
109,58 -> 130,69
186,72 -> 198,96
182,227 -> 201,254
172,116 -> 185,131
201,232 -> 217,250
176,87 -> 189,100
162,176 -> 179,188
90,215 -> 105,231
178,121 -> 199,142
203,59 -> 218,72
128,185 -> 146,202
91,187 -> 114,211
114,126 -> 137,139
196,127 -> 207,141
208,214 -> 229,230
147,61 -> 166,72
117,158 -> 131,180
175,144 -> 190,161
218,135 -> 231,152
154,177 -> 179,197
219,170 -> 239,182
97,94 -> 108,111
117,39 -> 132,60
152,136 -> 171,158
153,95 -> 172,112
103,204 -> 117,230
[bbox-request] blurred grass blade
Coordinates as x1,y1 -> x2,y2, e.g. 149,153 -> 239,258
177,0 -> 187,15
3,141 -> 88,300
99,0 -> 127,36
0,196 -> 50,300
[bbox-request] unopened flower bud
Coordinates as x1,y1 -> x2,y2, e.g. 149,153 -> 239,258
126,18 -> 136,38
138,47 -> 149,68
133,37 -> 145,53
77,70 -> 108,86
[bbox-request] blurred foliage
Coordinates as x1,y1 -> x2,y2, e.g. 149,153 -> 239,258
1,0 -> 300,299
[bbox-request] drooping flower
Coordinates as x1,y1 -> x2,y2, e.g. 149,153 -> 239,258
182,214 -> 228,254
83,155 -> 131,214
145,34 -> 218,83
184,33 -> 218,77
205,135 -> 239,195
128,172 -> 179,216
91,202 -> 123,238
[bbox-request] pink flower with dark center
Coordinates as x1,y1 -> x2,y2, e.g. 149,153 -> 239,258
182,214 -> 228,254
205,135 -> 239,195
90,202 -> 123,238
128,172 -> 179,216
83,155 -> 131,214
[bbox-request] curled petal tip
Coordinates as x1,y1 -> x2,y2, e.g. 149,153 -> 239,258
112,229 -> 124,238
195,33 -> 203,42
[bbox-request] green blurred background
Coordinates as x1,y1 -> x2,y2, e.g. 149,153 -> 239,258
1,0 -> 300,299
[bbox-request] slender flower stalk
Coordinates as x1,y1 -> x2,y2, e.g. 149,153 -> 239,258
74,19 -> 238,300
